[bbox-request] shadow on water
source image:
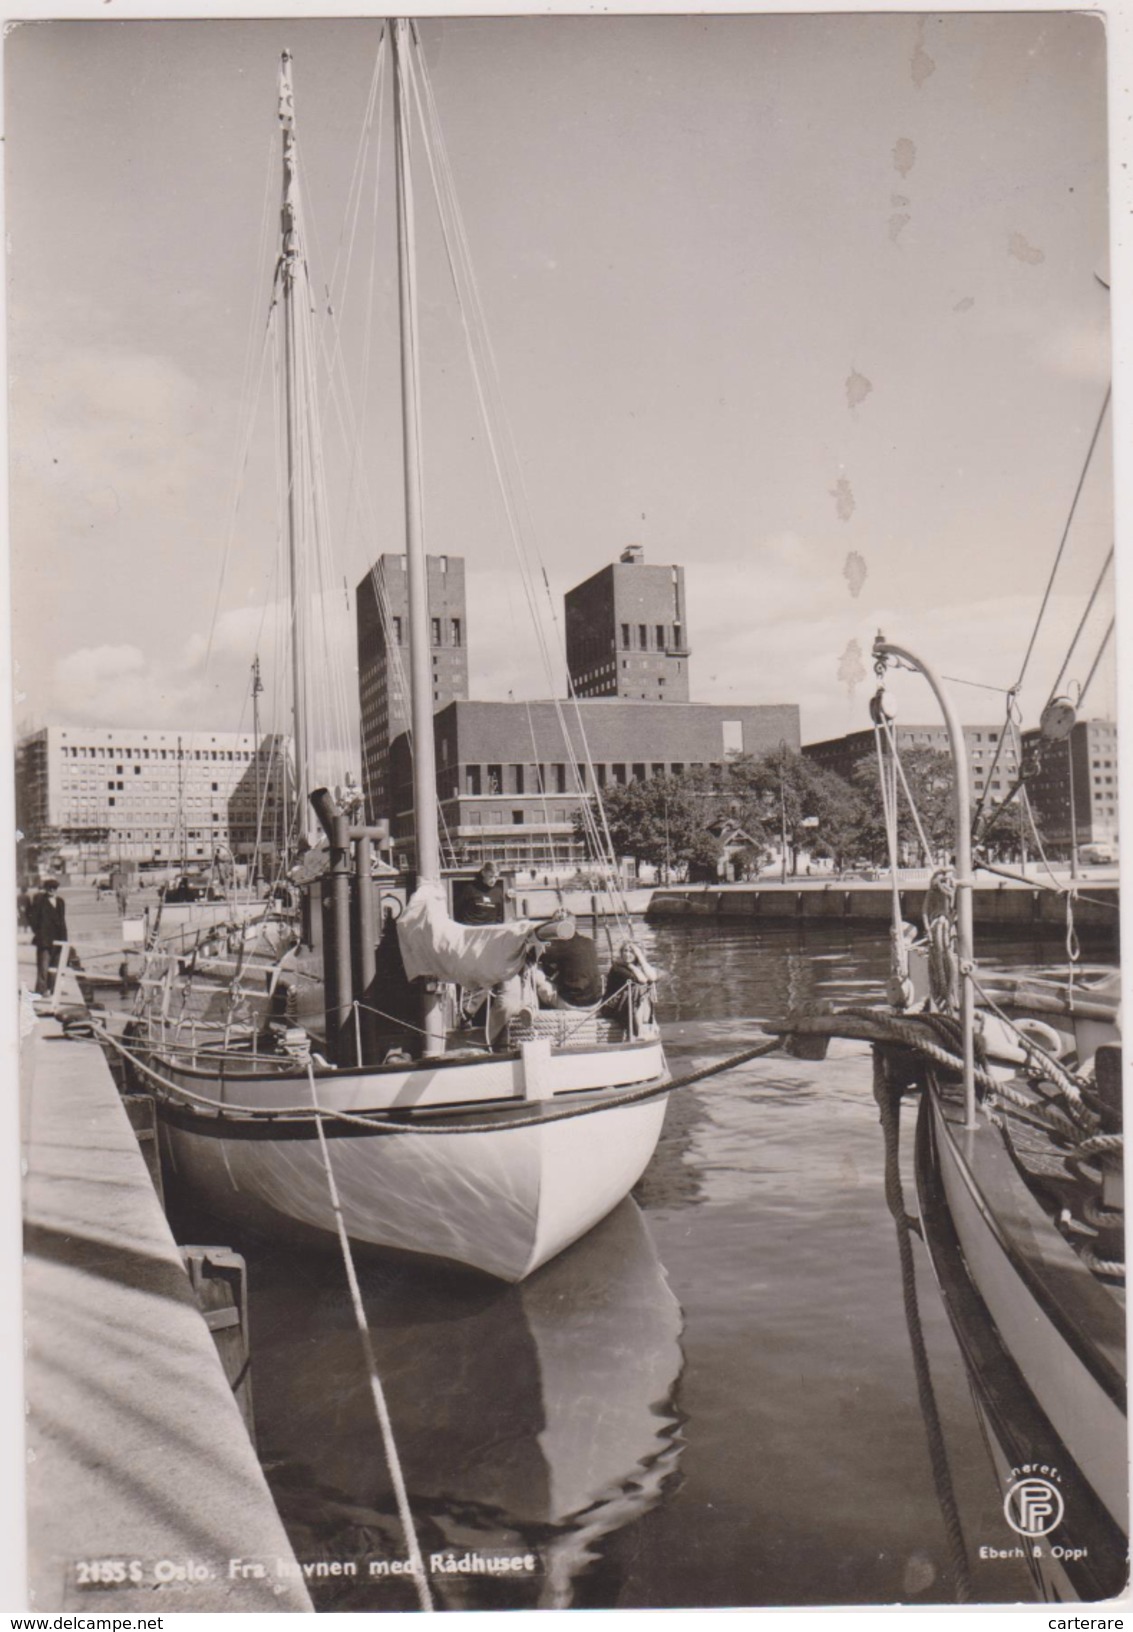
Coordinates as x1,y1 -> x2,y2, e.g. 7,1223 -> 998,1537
240,1199 -> 684,1610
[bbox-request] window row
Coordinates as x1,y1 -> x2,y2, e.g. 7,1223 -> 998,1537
618,622 -> 683,652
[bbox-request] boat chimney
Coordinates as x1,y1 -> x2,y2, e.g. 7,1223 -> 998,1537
309,789 -> 354,1064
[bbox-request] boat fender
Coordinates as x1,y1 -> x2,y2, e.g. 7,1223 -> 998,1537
977,1012 -> 1063,1065
1013,1017 -> 1065,1057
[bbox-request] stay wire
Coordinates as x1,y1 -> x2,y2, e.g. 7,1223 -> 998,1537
1014,383 -> 1110,696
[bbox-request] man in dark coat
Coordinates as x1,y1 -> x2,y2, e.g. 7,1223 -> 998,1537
29,878 -> 68,996
453,862 -> 506,926
539,925 -> 602,1009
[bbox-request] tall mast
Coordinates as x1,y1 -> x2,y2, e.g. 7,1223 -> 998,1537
251,654 -> 263,883
279,51 -> 309,836
177,735 -> 186,872
393,18 -> 445,1053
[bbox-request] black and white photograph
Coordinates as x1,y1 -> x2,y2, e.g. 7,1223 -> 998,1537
7,4 -> 1127,1617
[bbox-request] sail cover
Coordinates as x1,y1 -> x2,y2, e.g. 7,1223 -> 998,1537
398,880 -> 535,987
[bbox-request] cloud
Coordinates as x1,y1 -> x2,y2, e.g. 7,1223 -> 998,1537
52,643 -> 196,725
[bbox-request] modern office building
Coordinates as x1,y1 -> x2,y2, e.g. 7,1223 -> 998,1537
565,546 -> 690,701
15,725 -> 290,873
357,553 -> 469,821
1020,718 -> 1119,851
803,723 -> 1023,803
389,698 -> 801,869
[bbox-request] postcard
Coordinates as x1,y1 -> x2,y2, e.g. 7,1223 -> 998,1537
6,5 -> 1127,1619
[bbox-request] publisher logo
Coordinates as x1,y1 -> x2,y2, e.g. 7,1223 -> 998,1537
1004,1477 -> 1064,1537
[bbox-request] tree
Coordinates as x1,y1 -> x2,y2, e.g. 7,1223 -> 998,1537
976,795 -> 1042,866
573,774 -> 730,878
722,748 -> 867,875
850,747 -> 956,865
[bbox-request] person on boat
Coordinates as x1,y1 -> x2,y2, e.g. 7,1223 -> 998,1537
538,914 -> 603,1009
453,862 -> 506,925
257,980 -> 300,1055
603,941 -> 659,1029
28,878 -> 67,996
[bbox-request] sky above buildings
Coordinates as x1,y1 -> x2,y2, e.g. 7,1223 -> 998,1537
7,11 -> 1117,764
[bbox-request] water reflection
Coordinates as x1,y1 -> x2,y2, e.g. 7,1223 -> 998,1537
215,922 -> 1115,1609
246,1198 -> 683,1610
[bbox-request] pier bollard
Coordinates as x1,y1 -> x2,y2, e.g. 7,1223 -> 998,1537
181,1247 -> 255,1443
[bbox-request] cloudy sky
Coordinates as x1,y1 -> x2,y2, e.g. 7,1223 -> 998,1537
7,12 -> 1116,764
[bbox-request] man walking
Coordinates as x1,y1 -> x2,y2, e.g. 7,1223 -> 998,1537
28,878 -> 68,997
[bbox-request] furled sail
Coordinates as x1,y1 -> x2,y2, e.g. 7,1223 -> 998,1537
397,880 -> 535,987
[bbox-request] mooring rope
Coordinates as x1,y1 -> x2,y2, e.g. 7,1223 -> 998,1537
873,1053 -> 973,1603
304,1062 -> 434,1611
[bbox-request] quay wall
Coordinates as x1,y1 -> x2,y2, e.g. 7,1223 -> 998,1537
20,968 -> 313,1614
647,880 -> 1120,935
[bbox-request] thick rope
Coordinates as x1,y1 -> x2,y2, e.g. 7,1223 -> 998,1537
305,1063 -> 433,1610
763,1011 -> 1000,1094
94,1022 -> 781,1135
873,1054 -> 972,1603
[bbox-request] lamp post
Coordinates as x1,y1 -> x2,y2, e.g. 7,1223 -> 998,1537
1066,733 -> 1080,881
777,742 -> 790,884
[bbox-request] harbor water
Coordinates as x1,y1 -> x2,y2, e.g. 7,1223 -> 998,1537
205,919 -> 1118,1612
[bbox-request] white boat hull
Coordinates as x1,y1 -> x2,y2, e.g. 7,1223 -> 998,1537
154,1040 -> 668,1281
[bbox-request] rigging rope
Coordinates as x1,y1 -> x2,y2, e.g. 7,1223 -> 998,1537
1076,617 -> 1115,712
1014,384 -> 1111,698
402,33 -> 633,924
305,1061 -> 434,1611
1042,545 -> 1115,714
972,384 -> 1112,835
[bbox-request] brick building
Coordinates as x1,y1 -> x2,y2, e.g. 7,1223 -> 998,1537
15,725 -> 289,874
804,723 -> 1023,804
565,546 -> 690,701
357,553 -> 469,821
389,698 -> 800,869
1021,718 -> 1119,852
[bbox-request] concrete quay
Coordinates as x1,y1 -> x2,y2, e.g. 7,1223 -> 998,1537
647,876 -> 1120,935
19,946 -> 313,1614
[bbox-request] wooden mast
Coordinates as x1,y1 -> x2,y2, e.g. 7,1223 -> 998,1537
392,18 -> 445,1054
278,51 -> 309,844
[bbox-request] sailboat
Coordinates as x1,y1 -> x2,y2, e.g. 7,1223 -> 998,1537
121,25 -> 669,1283
868,637 -> 1125,1593
768,630 -> 1124,1597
